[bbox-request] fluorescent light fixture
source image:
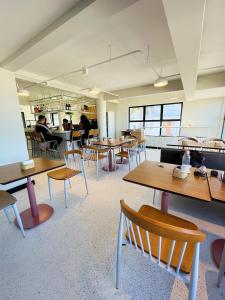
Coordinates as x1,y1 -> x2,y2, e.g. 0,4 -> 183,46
154,77 -> 168,87
17,89 -> 30,96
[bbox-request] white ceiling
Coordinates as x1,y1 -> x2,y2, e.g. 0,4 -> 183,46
0,0 -> 225,100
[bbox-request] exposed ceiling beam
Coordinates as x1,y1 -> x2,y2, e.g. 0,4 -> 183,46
1,0 -> 139,72
162,0 -> 206,101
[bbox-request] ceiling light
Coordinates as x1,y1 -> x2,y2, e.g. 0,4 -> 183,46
17,89 -> 30,97
154,77 -> 168,88
81,65 -> 88,75
89,87 -> 100,95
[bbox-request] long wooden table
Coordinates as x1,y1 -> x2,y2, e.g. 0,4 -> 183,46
0,158 -> 65,229
123,161 -> 211,212
123,160 -> 225,269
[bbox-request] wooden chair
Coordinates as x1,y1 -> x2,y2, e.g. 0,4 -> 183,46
32,132 -> 60,158
115,140 -> 139,171
131,131 -> 147,163
87,129 -> 95,145
94,129 -> 100,140
70,131 -> 82,149
0,191 -> 25,237
47,150 -> 88,208
217,244 -> 225,287
82,145 -> 109,180
116,200 -> 205,300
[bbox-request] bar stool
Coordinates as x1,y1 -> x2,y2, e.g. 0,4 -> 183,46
0,190 -> 25,237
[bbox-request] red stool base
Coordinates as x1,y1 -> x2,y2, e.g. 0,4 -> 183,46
15,204 -> 54,229
212,239 -> 225,269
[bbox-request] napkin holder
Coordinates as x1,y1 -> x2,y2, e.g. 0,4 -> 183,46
173,166 -> 188,179
21,159 -> 34,170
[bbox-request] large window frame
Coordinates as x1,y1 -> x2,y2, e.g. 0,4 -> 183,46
128,102 -> 183,136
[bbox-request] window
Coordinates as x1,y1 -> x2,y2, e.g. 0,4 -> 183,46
50,113 -> 59,127
129,102 -> 182,136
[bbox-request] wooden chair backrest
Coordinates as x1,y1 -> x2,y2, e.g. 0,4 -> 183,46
94,129 -> 100,136
88,129 -> 95,137
33,131 -> 45,143
72,131 -> 81,138
120,200 -> 205,243
64,149 -> 83,171
120,200 -> 205,274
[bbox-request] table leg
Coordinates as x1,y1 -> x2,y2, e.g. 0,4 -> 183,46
14,176 -> 54,229
212,239 -> 225,272
102,148 -> 119,172
161,191 -> 169,213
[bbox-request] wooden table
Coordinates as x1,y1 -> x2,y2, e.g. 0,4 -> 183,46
94,138 -> 135,171
208,176 -> 225,268
0,158 -> 65,229
123,160 -> 211,211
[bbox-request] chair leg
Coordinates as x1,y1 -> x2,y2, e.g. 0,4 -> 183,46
217,244 -> 225,287
144,145 -> 147,160
81,159 -> 88,194
48,177 -> 53,201
153,189 -> 156,206
128,151 -> 131,171
64,180 -> 68,208
116,211 -> 124,289
68,178 -> 72,188
12,204 -> 25,238
188,243 -> 200,300
3,207 -> 11,223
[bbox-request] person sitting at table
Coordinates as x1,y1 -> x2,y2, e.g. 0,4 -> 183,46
79,114 -> 91,145
62,118 -> 73,131
36,115 -> 63,150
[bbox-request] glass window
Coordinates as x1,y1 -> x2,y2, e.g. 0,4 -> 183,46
145,105 -> 161,120
129,107 -> 143,121
51,113 -> 59,126
144,122 -> 160,136
163,103 -> 182,120
161,121 -> 181,136
128,102 -> 182,136
129,122 -> 144,130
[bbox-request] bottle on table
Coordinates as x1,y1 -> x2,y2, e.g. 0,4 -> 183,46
182,150 -> 191,171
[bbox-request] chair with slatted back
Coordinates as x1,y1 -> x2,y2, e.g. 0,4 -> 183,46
115,140 -> 139,171
87,129 -> 95,145
82,145 -> 109,180
47,150 -> 88,208
0,191 -> 25,237
116,200 -> 205,300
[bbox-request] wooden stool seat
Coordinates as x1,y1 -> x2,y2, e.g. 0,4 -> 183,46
47,167 -> 81,180
116,151 -> 129,158
127,204 -> 198,273
0,191 -> 16,210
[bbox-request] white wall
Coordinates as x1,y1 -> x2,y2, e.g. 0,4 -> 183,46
115,93 -> 225,143
0,68 -> 28,189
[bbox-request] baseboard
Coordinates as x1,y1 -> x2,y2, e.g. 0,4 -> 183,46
7,180 -> 35,194
146,146 -> 162,149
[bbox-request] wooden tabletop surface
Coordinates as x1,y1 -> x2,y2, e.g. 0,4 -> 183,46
0,158 -> 65,184
207,176 -> 225,202
94,138 -> 135,148
123,160 -> 211,202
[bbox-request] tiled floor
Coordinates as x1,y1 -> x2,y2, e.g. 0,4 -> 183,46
0,149 -> 225,300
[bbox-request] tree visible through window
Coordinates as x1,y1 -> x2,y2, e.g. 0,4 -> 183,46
129,102 -> 182,136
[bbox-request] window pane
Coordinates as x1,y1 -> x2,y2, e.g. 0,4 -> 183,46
163,103 -> 181,120
129,122 -> 144,130
52,113 -> 59,126
145,105 -> 161,120
161,121 -> 180,136
129,107 -> 143,121
144,122 -> 160,136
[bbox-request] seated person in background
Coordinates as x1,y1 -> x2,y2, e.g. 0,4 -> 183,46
62,118 -> 73,131
79,114 -> 91,145
35,115 -> 63,150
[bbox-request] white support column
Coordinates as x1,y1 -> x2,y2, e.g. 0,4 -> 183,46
96,92 -> 107,139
